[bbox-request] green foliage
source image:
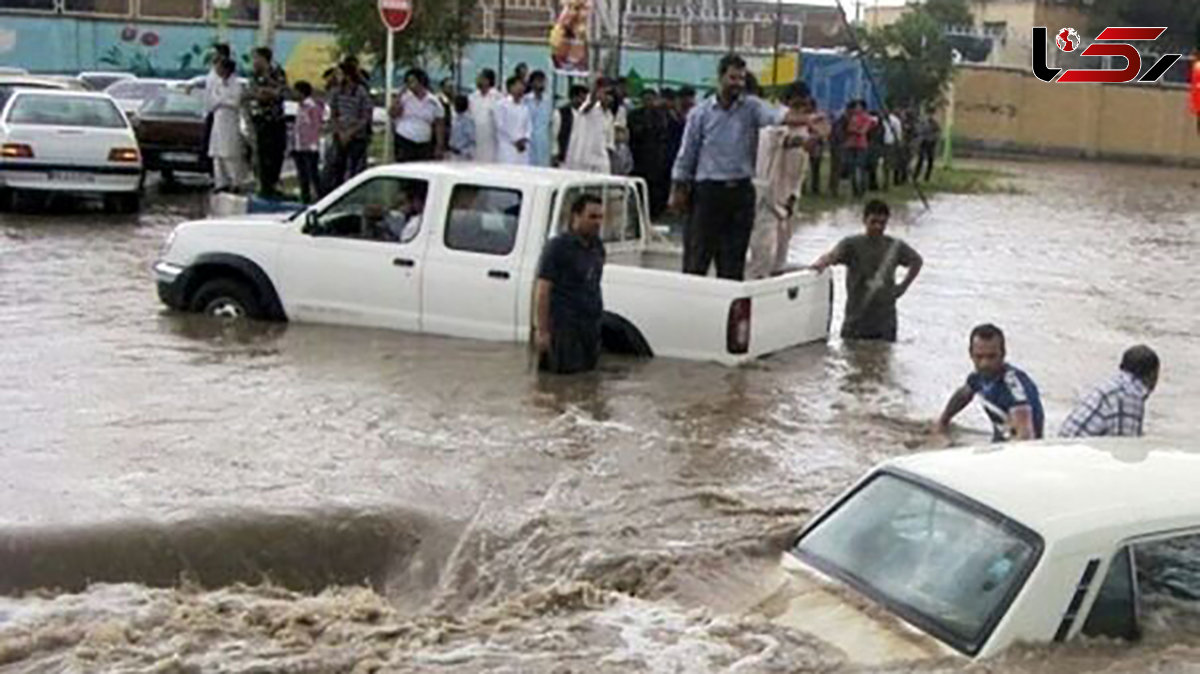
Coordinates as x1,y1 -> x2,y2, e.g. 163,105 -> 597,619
290,0 -> 477,73
1087,0 -> 1200,57
860,2 -> 971,111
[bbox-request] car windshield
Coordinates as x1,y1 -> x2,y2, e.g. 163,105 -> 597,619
6,94 -> 127,129
794,472 -> 1042,655
140,92 -> 205,118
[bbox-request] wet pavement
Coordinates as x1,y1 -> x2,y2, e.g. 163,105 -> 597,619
1,160 -> 1199,672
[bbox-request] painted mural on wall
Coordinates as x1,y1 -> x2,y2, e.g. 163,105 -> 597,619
0,14 -> 874,113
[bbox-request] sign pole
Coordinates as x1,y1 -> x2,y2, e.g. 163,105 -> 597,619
384,28 -> 396,165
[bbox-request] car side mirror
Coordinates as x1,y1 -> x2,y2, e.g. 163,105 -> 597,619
302,210 -> 321,236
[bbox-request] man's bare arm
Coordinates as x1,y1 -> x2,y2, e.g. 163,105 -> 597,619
535,279 -> 553,352
936,385 -> 975,434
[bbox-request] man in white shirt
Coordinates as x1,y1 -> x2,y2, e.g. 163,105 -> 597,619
882,109 -> 906,187
391,68 -> 444,162
565,78 -> 613,174
493,76 -> 532,166
469,69 -> 504,163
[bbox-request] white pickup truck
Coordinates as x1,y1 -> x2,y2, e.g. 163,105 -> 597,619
153,164 -> 832,366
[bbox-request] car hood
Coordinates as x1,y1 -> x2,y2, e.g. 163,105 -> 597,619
753,553 -> 960,666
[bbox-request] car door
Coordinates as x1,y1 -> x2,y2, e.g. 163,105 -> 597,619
420,182 -> 530,342
276,176 -> 431,332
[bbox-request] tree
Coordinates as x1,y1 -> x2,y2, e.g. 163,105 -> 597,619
291,0 -> 477,75
1086,0 -> 1200,82
859,0 -> 973,110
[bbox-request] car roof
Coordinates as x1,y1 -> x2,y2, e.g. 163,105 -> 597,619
886,439 -> 1200,549
374,162 -> 640,189
0,77 -> 69,89
7,89 -> 116,101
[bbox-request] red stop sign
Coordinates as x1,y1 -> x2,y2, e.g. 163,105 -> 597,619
379,0 -> 413,32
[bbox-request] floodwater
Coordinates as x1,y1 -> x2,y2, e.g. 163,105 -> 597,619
0,160 -> 1198,672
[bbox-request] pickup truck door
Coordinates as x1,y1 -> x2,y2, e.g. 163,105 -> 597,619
420,183 -> 530,341
276,176 -> 430,331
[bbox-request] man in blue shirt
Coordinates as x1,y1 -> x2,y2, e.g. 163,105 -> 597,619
935,324 -> 1045,442
670,55 -> 799,281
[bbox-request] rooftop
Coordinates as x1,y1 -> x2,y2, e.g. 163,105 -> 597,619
887,439 -> 1200,549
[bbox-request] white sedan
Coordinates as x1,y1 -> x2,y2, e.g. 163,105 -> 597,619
760,439 -> 1200,664
0,90 -> 143,212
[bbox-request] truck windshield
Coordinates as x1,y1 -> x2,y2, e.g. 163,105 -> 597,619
794,472 -> 1042,655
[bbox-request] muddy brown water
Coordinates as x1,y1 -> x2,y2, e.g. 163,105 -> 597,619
0,161 -> 1198,672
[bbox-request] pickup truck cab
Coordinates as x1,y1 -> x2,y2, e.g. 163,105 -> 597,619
154,164 -> 832,366
761,439 -> 1200,664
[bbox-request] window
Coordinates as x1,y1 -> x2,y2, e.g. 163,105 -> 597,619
221,0 -> 259,22
142,0 -> 204,19
106,80 -> 169,99
139,91 -> 206,118
312,177 -> 429,244
794,472 -> 1041,655
445,185 -> 522,256
63,0 -> 131,14
284,0 -> 328,24
7,94 -> 128,129
0,0 -> 55,10
555,184 -> 642,244
1082,548 -> 1139,641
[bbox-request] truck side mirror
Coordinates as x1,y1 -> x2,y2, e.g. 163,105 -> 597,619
302,210 -> 321,236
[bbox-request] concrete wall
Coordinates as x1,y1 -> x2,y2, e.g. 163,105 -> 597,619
953,65 -> 1200,166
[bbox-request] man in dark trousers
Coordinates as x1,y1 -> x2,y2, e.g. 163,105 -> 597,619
248,47 -> 289,198
670,55 -> 805,281
811,199 -> 923,342
628,88 -> 671,218
536,194 -> 606,375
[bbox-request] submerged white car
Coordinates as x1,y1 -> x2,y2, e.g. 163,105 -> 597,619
0,90 -> 143,212
762,440 -> 1200,664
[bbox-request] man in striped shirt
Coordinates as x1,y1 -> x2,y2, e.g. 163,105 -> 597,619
935,324 -> 1045,443
1061,346 -> 1160,438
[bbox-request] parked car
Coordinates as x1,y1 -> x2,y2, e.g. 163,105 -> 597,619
0,76 -> 69,109
38,75 -> 91,91
77,71 -> 135,92
0,67 -> 29,76
153,164 -> 833,366
104,78 -> 175,118
0,90 -> 143,212
134,89 -> 211,183
761,439 -> 1200,664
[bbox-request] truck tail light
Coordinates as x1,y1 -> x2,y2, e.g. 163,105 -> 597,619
727,297 -> 752,355
109,147 -> 140,163
1,143 -> 33,159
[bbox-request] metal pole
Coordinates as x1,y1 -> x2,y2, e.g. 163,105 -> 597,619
942,71 -> 955,171
772,0 -> 782,91
728,0 -> 738,53
658,0 -> 667,90
257,0 -> 276,49
616,0 -> 626,78
385,29 -> 395,164
499,0 -> 507,79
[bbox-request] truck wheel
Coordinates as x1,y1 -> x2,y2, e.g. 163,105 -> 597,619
190,278 -> 263,321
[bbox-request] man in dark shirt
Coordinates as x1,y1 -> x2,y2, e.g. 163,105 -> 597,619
936,324 -> 1046,442
248,47 -> 289,198
811,200 -> 923,342
536,194 -> 606,375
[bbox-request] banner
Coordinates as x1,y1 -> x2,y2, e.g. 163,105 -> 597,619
550,0 -> 590,76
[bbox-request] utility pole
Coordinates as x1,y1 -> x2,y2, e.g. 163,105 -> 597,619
212,0 -> 231,44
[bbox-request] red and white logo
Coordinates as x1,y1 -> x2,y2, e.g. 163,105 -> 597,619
1055,27 -> 1080,53
1033,27 -> 1183,84
379,0 -> 413,32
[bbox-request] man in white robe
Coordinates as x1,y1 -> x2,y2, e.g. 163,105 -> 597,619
493,76 -> 532,166
564,79 -> 612,174
208,58 -> 246,193
469,69 -> 505,164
